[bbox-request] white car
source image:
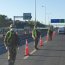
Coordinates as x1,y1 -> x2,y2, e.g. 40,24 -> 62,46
58,27 -> 65,34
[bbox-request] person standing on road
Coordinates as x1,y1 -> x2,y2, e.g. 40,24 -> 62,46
4,24 -> 19,65
32,26 -> 40,50
47,25 -> 53,41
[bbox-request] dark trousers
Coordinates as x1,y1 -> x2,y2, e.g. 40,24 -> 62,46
49,31 -> 53,41
34,38 -> 39,49
8,47 -> 17,65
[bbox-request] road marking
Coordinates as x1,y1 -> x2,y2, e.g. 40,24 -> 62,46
24,40 -> 47,60
23,49 -> 36,59
44,41 -> 47,43
23,55 -> 29,59
30,49 -> 37,54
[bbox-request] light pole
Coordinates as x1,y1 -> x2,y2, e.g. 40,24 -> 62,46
35,0 -> 36,26
42,5 -> 46,24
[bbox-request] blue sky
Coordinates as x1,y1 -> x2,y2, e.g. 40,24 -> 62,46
0,0 -> 65,26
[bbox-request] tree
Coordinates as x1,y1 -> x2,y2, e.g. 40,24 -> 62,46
0,15 -> 12,27
28,20 -> 35,28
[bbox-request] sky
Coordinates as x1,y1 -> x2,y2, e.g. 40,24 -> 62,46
0,0 -> 65,26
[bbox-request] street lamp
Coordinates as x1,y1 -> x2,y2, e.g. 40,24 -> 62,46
42,5 -> 46,24
35,0 -> 36,26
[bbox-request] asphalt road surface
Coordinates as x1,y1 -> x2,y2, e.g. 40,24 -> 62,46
0,33 -> 65,65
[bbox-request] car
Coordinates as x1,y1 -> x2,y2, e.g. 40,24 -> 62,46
58,27 -> 65,34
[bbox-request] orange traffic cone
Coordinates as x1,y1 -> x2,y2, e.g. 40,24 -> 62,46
39,35 -> 43,47
25,39 -> 29,56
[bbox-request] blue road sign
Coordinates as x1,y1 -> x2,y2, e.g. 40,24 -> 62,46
51,19 -> 65,23
51,19 -> 59,23
23,13 -> 32,20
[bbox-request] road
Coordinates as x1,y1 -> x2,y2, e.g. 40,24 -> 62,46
0,32 -> 65,65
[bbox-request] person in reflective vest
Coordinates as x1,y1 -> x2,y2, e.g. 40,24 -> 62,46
47,25 -> 53,41
32,26 -> 40,50
4,24 -> 19,65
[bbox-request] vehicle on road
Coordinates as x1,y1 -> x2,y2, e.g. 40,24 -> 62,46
58,27 -> 65,34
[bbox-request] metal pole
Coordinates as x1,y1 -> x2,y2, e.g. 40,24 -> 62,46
45,6 -> 46,25
35,0 -> 36,26
13,16 -> 15,25
13,16 -> 23,25
42,5 -> 46,25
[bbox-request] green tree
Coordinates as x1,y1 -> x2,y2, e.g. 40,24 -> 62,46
0,15 -> 12,27
28,20 -> 35,28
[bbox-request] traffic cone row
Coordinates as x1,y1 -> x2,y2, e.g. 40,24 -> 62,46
24,32 -> 56,56
25,36 -> 44,56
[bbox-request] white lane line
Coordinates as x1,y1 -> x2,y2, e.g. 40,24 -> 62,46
23,55 -> 29,59
23,49 -> 36,59
44,41 -> 47,43
30,49 -> 37,54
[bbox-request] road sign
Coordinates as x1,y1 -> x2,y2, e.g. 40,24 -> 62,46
23,13 -> 32,20
51,19 -> 65,23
